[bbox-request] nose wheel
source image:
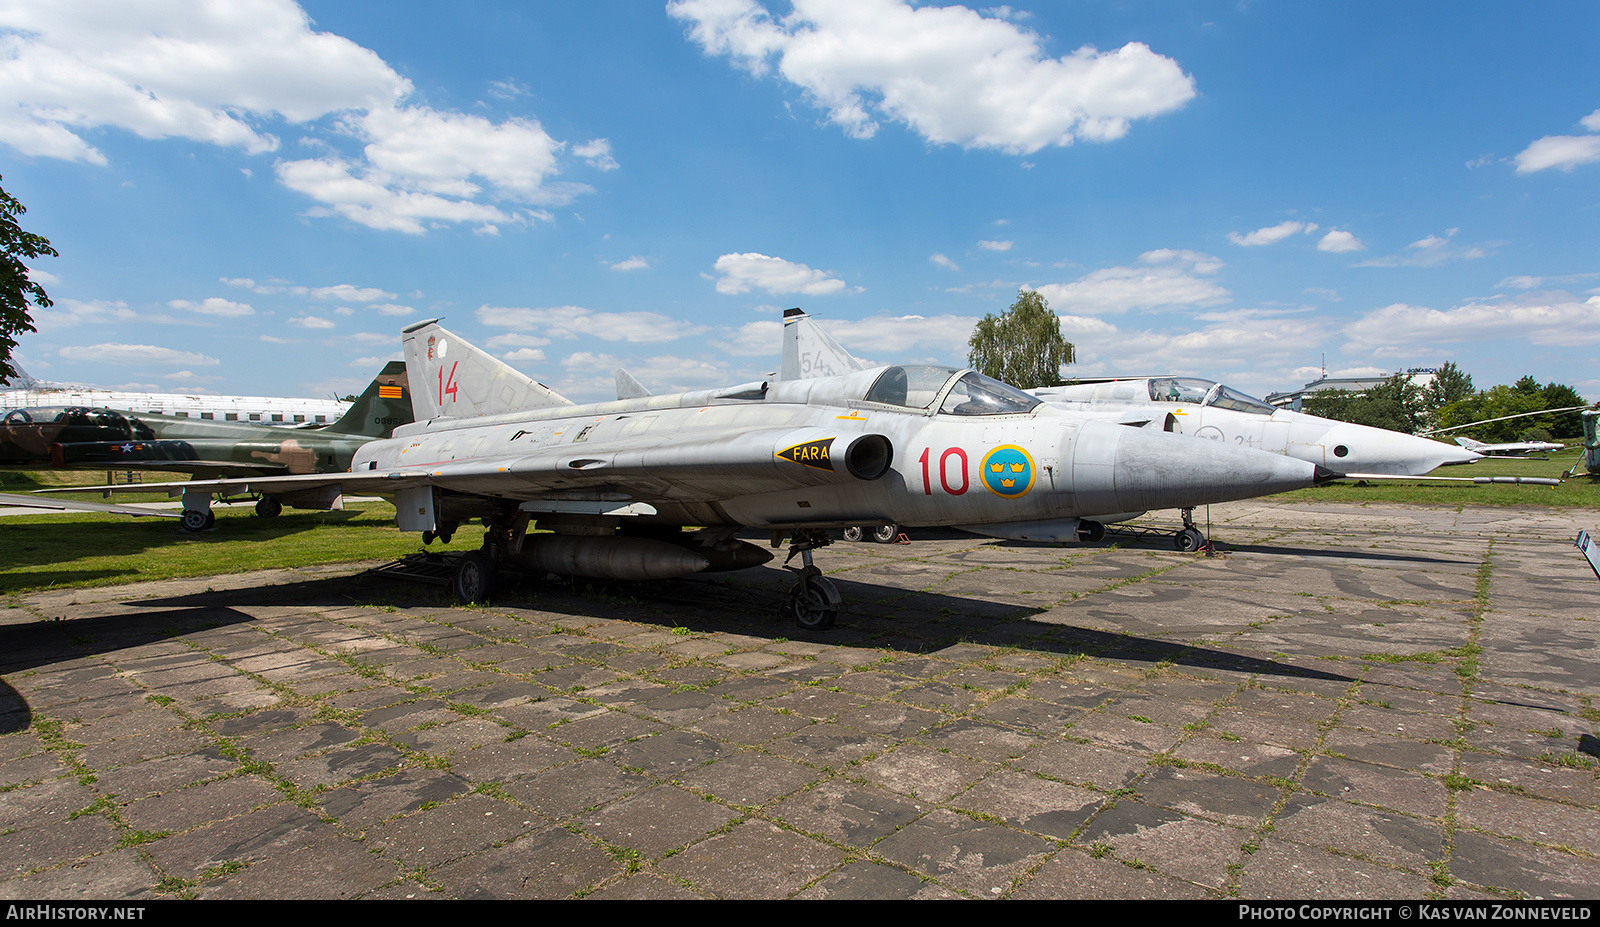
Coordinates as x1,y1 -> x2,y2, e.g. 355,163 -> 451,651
783,528 -> 842,631
785,568 -> 841,631
1173,507 -> 1208,552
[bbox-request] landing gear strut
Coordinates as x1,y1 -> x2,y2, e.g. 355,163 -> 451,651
783,528 -> 841,631
1174,507 -> 1206,552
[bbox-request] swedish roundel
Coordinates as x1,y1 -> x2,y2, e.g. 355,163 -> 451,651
981,445 -> 1035,498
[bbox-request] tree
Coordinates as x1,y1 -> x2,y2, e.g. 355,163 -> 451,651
1302,372 -> 1428,433
1436,374 -> 1591,441
1424,361 -> 1473,410
0,176 -> 57,383
966,289 -> 1075,389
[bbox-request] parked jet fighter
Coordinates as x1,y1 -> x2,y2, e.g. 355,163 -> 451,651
777,307 -> 1479,477
1454,436 -> 1564,457
775,308 -> 1493,546
44,321 -> 1339,629
4,362 -> 412,526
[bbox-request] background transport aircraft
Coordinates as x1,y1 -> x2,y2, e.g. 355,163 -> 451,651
1,364 -> 353,425
4,363 -> 412,526
777,308 -> 1502,548
45,320 -> 1339,630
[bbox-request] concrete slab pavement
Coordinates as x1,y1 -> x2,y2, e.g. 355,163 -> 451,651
1,500 -> 1597,899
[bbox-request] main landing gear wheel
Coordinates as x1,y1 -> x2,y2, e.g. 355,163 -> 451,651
255,496 -> 282,518
842,526 -> 864,542
871,524 -> 899,544
1175,527 -> 1205,552
785,571 -> 841,632
1079,520 -> 1106,542
452,550 -> 497,605
180,509 -> 214,533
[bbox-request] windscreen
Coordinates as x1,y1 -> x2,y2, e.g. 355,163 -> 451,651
864,365 -> 959,409
938,372 -> 1042,415
1207,384 -> 1277,415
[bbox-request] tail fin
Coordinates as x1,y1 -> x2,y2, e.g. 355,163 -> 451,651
401,319 -> 571,421
322,361 -> 413,438
1,362 -> 40,389
1455,437 -> 1486,450
779,307 -> 871,380
614,368 -> 652,400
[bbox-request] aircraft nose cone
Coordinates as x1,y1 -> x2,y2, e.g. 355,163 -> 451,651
1069,421 -> 1321,514
1323,423 -> 1479,475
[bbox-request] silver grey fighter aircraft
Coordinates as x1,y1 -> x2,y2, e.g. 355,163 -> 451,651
777,308 -> 1503,547
778,308 -> 1478,476
43,320 -> 1338,630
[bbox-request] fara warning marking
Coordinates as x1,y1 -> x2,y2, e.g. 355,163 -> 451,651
981,445 -> 1035,498
777,437 -> 835,471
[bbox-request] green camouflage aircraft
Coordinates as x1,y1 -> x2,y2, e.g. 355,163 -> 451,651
1,362 -> 411,522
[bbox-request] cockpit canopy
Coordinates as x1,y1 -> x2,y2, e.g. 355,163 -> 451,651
1147,378 -> 1276,416
0,406 -> 154,439
863,366 -> 1041,416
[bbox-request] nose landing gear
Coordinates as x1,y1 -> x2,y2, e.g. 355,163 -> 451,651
783,528 -> 841,631
1174,507 -> 1208,552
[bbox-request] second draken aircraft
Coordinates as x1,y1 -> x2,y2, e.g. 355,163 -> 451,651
776,308 -> 1505,544
46,320 -> 1340,629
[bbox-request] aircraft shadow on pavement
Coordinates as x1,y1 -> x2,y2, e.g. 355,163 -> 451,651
0,605 -> 262,734
1215,542 -> 1476,566
6,564 -> 1359,689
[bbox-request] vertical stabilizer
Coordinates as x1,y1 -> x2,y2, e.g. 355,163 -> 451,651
401,320 -> 571,421
779,307 -> 871,380
322,361 -> 414,438
0,363 -> 40,389
614,368 -> 652,400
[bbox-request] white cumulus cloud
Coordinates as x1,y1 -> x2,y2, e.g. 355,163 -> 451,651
669,0 -> 1196,154
1515,110 -> 1600,174
477,305 -> 700,343
1032,250 -> 1229,315
1343,292 -> 1600,353
167,297 -> 254,318
711,252 -> 848,296
1317,229 -> 1364,253
1227,220 -> 1317,247
62,343 -> 219,367
0,1 -> 606,233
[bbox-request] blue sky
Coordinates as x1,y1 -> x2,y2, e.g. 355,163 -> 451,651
4,0 -> 1599,404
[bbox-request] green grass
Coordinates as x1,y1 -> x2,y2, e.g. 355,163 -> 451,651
1273,446 -> 1600,508
0,499 -> 415,594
